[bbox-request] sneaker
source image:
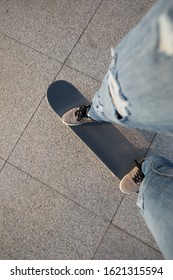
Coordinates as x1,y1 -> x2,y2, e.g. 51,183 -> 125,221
119,160 -> 145,194
62,105 -> 95,126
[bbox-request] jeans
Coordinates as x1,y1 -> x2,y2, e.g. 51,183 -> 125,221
88,0 -> 173,135
87,0 -> 173,259
138,156 -> 173,260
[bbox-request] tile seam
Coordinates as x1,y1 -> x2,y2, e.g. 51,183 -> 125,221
0,31 -> 62,64
111,224 -> 162,254
5,161 -> 111,224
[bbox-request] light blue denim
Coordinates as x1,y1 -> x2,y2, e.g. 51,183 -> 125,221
87,0 -> 173,259
138,156 -> 173,260
88,0 -> 173,135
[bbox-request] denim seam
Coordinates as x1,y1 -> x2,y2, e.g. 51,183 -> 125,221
145,157 -> 173,177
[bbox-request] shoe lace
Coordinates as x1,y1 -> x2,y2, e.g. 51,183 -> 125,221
132,160 -> 145,184
75,105 -> 90,121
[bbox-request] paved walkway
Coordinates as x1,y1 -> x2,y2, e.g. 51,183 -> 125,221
0,0 -> 172,259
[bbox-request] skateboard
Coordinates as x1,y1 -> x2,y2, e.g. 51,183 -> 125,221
47,80 -> 143,179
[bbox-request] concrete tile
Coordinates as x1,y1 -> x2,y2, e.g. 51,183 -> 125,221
9,97 -> 123,221
0,163 -> 109,259
0,0 -> 101,62
0,33 -> 61,159
112,195 -> 159,250
147,133 -> 173,161
0,248 -> 11,260
66,0 -> 155,80
94,225 -> 163,260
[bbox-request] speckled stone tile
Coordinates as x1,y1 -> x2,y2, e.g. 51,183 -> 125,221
0,0 -> 102,62
0,33 -> 61,159
66,0 -> 155,80
0,248 -> 10,260
112,195 -> 159,250
8,97 -> 123,221
146,133 -> 173,161
0,163 -> 109,259
94,225 -> 163,260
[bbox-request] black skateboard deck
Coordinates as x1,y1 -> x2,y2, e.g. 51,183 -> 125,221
47,80 -> 143,179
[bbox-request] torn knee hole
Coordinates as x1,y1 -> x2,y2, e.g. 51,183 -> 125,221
108,70 -> 130,119
158,10 -> 173,56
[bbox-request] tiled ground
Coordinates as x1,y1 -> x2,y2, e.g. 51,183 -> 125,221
1,0 -> 172,260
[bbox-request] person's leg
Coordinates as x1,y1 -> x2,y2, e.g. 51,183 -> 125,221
88,0 -> 173,135
121,155 -> 173,259
63,0 -> 173,132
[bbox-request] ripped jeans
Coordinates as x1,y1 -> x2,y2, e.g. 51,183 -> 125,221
138,156 -> 173,260
87,0 -> 173,259
88,0 -> 173,135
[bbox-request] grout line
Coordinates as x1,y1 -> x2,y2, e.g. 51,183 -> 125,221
92,222 -> 162,259
92,192 -> 162,259
110,193 -> 125,223
61,64 -> 102,83
0,29 -> 101,83
1,61 -> 100,167
3,56 -> 101,165
92,194 -> 126,259
0,0 -> 104,83
54,0 -> 105,80
5,56 -> 100,164
144,132 -> 157,158
111,223 -> 162,254
0,31 -> 102,84
0,161 -> 6,173
92,223 -> 111,259
5,94 -> 47,163
6,161 -> 110,224
0,31 -> 63,64
4,0 -> 104,163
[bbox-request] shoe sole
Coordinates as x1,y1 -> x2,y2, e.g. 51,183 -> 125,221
119,175 -> 132,194
119,174 -> 139,195
62,118 -> 95,127
62,119 -> 83,126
